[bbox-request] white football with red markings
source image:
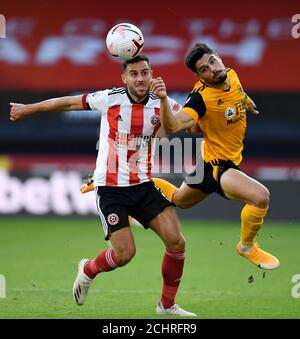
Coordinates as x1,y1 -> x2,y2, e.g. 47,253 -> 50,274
106,23 -> 144,61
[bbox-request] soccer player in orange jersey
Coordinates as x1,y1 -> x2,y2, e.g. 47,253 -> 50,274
149,43 -> 279,270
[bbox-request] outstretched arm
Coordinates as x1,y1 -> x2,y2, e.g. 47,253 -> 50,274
244,94 -> 259,115
150,77 -> 195,134
10,95 -> 84,121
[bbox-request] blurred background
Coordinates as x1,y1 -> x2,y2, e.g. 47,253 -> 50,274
0,0 -> 300,220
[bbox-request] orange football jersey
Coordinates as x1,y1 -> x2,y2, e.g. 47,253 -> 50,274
182,68 -> 252,165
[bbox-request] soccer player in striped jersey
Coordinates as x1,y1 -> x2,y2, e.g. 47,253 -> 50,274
150,43 -> 279,271
9,54 -> 196,317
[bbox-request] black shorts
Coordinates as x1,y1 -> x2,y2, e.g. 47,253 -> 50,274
185,159 -> 240,198
96,181 -> 172,240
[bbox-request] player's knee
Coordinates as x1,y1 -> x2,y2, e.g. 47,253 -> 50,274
172,192 -> 183,208
116,248 -> 136,267
173,195 -> 195,209
179,201 -> 197,209
255,187 -> 270,208
167,234 -> 186,253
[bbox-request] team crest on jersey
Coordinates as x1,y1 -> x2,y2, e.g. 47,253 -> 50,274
107,213 -> 119,225
224,107 -> 236,119
150,115 -> 160,126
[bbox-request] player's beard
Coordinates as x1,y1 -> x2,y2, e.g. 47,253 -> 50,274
128,83 -> 149,101
212,71 -> 227,84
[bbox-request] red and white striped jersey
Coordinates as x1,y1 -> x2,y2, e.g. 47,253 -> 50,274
82,87 -> 181,187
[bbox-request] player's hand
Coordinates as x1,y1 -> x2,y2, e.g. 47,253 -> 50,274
245,100 -> 259,115
80,175 -> 95,193
150,77 -> 167,99
10,103 -> 32,121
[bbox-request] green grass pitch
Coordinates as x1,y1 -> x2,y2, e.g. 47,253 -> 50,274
0,217 -> 299,319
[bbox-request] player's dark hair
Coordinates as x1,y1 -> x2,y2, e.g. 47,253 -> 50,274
185,43 -> 214,73
122,54 -> 150,72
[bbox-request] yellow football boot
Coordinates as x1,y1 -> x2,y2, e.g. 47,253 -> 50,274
236,242 -> 280,270
80,176 -> 95,193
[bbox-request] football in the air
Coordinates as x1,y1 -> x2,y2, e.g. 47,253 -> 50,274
106,23 -> 144,61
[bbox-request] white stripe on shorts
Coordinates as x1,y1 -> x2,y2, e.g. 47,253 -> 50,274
95,189 -> 109,240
